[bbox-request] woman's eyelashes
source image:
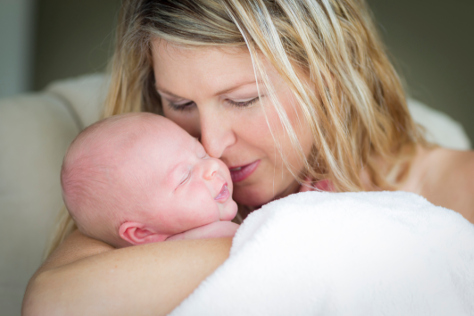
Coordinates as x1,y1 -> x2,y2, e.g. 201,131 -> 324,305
168,100 -> 195,112
166,96 -> 261,112
225,97 -> 260,108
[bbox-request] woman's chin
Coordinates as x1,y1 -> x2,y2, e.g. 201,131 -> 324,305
232,186 -> 277,208
233,179 -> 301,208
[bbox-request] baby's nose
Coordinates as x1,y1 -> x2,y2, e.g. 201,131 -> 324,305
203,159 -> 219,180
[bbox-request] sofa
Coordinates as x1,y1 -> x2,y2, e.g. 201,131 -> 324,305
0,74 -> 471,316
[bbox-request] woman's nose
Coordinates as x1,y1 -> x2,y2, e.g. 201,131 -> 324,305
199,110 -> 236,158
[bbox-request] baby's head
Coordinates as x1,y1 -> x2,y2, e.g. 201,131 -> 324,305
61,113 -> 237,247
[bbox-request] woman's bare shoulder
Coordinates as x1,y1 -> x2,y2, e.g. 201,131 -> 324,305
420,147 -> 474,223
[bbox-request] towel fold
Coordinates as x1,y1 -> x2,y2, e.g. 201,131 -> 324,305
170,191 -> 474,316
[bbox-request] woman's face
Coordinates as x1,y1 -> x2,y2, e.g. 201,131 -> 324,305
151,41 -> 314,207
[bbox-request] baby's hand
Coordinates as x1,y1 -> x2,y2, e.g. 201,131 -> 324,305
166,221 -> 239,241
299,177 -> 335,192
299,176 -> 314,193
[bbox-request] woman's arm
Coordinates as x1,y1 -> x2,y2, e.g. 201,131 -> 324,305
22,230 -> 232,316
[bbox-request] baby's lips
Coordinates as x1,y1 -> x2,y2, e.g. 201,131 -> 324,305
214,183 -> 230,202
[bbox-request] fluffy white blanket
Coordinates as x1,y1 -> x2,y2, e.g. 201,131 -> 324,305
170,191 -> 474,316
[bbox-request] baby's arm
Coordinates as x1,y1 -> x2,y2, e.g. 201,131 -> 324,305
166,221 -> 239,241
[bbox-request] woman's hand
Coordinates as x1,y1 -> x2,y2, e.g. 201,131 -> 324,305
22,230 -> 232,316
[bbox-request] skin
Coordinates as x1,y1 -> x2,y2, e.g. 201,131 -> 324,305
23,44 -> 474,315
153,42 -> 314,208
114,115 -> 239,243
65,114 -> 239,246
23,231 -> 233,316
397,146 -> 474,223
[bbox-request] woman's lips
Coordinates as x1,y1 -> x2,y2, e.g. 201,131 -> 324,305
229,160 -> 260,183
215,183 -> 230,202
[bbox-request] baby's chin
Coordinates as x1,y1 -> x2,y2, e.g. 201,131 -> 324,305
220,199 -> 238,221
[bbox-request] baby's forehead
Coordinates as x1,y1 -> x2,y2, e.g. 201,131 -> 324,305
93,114 -> 199,163
103,116 -> 169,144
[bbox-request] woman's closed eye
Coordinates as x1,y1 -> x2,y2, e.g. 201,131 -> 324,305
166,97 -> 261,112
225,97 -> 260,108
168,100 -> 196,112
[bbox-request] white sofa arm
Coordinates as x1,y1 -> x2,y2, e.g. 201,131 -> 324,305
46,73 -> 108,129
0,74 -> 106,316
0,93 -> 80,315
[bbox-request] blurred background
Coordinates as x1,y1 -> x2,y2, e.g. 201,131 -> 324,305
0,0 -> 473,140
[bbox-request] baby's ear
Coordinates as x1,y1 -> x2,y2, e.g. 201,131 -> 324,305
119,222 -> 169,245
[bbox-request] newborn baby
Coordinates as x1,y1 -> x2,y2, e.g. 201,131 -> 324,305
61,113 -> 239,248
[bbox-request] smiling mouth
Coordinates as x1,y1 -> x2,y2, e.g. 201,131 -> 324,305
229,160 -> 260,183
215,183 -> 230,202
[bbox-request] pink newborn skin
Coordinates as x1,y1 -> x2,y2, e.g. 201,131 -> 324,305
61,113 -> 239,248
166,221 -> 240,241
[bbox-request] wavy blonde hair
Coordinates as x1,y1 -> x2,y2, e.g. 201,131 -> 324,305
47,0 -> 425,255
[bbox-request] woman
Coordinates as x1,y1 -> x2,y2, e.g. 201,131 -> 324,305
23,0 -> 474,315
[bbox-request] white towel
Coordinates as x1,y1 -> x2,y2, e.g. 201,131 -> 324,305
170,191 -> 474,316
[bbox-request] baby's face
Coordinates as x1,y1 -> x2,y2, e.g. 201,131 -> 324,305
131,119 -> 238,236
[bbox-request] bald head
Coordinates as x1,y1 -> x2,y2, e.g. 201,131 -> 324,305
61,113 -> 178,247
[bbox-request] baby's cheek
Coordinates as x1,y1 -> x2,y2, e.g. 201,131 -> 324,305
174,203 -> 216,231
194,196 -> 221,222
177,185 -> 220,228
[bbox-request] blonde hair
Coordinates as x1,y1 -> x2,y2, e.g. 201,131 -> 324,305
47,0 -> 425,255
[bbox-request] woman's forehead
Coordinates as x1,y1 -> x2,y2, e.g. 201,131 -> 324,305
152,40 -> 258,92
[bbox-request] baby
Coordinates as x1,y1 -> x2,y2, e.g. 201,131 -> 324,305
61,113 -> 239,248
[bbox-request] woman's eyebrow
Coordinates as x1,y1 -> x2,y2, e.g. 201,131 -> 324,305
156,89 -> 181,99
156,79 -> 258,99
212,80 -> 257,96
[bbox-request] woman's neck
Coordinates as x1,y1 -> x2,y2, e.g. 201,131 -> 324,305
236,179 -> 302,221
